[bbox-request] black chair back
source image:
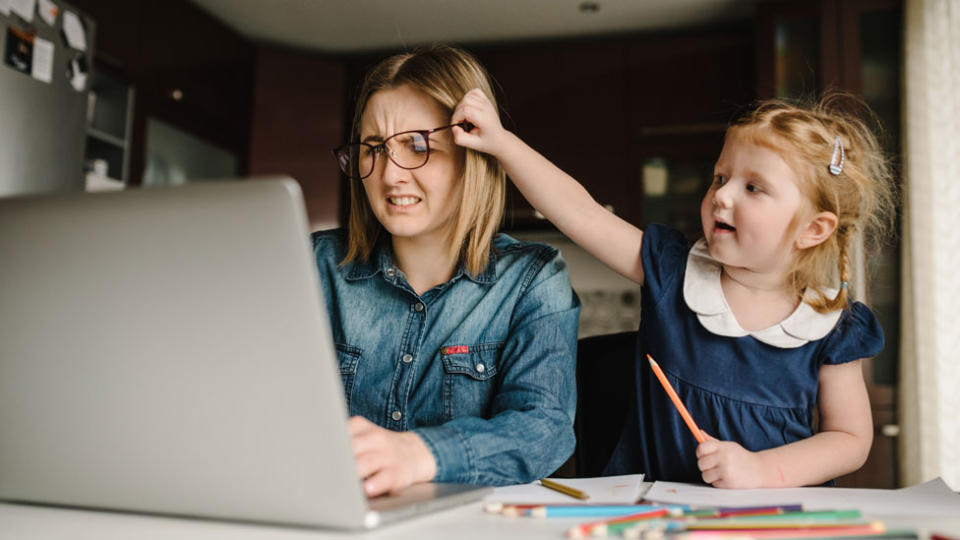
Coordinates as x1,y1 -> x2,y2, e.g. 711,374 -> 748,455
572,331 -> 637,477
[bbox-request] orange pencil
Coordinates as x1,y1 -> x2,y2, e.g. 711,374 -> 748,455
647,354 -> 705,444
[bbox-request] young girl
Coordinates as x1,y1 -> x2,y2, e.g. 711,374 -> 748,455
451,90 -> 896,488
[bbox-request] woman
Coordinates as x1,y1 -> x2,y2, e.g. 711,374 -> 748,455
313,45 -> 580,497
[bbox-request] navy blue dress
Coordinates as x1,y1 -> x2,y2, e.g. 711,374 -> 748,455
605,224 -> 884,483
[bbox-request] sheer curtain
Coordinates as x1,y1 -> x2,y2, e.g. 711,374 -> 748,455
900,0 -> 960,489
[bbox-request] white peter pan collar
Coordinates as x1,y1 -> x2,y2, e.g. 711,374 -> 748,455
683,239 -> 841,349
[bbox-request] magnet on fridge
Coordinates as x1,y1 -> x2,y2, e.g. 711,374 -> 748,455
67,52 -> 87,91
60,9 -> 85,51
4,26 -> 33,75
9,0 -> 36,22
37,0 -> 57,26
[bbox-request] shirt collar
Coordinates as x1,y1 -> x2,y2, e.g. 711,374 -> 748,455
683,238 -> 841,348
344,235 -> 499,285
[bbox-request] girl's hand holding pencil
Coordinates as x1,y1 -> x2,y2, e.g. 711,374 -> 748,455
696,432 -> 768,489
648,354 -> 767,489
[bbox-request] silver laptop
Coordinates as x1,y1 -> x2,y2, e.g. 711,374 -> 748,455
0,177 -> 490,529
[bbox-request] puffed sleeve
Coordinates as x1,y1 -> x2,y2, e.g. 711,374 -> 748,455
641,223 -> 691,299
820,301 -> 884,365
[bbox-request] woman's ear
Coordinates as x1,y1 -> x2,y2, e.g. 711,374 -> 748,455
796,211 -> 839,250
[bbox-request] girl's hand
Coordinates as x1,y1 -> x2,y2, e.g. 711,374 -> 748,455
696,432 -> 767,489
451,88 -> 510,156
348,416 -> 437,497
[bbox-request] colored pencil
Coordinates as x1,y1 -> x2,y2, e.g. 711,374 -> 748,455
647,354 -> 705,443
565,508 -> 671,538
667,505 -> 805,519
540,478 -> 590,501
668,522 -> 886,539
715,504 -> 804,516
624,522 -> 884,539
613,511 -> 865,538
685,509 -> 863,527
487,502 -> 671,516
529,504 -> 685,518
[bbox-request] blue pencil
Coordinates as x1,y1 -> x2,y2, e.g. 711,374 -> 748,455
715,504 -> 804,515
528,504 -> 689,518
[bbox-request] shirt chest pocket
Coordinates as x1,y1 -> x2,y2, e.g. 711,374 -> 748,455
335,343 -> 362,411
440,342 -> 502,422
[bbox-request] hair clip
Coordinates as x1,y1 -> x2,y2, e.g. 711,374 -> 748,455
840,281 -> 850,290
829,136 -> 845,175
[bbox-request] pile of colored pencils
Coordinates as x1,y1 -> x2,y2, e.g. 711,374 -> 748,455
484,502 -> 912,539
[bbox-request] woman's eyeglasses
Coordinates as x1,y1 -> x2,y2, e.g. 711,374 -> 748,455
333,122 -> 471,180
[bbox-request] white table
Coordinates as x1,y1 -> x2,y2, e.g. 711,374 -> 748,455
3,492 -> 960,540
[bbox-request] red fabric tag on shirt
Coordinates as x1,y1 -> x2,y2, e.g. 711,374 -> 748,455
442,345 -> 469,355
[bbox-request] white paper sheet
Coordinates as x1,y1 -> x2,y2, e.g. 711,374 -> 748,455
644,477 -> 959,517
36,0 -> 56,25
61,10 -> 86,51
30,36 -> 53,83
8,0 -> 35,21
484,474 -> 645,505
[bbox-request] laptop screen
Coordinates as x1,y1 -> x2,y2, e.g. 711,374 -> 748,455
0,178 -> 373,527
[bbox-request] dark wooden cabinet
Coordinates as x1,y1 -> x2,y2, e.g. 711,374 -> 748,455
69,0 -> 255,184
471,29 -> 752,235
66,0 -> 142,73
478,41 -> 634,227
248,47 -> 345,229
625,31 -> 753,241
136,0 -> 254,154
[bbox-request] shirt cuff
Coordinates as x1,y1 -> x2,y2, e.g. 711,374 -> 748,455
414,424 -> 475,484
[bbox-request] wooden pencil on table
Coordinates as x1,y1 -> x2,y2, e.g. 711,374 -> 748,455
539,478 -> 590,501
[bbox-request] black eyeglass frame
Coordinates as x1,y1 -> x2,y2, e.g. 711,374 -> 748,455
332,122 -> 472,180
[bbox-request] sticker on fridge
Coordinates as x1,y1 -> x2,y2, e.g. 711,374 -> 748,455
37,0 -> 57,26
31,35 -> 53,83
8,0 -> 35,22
4,26 -> 33,75
61,9 -> 86,51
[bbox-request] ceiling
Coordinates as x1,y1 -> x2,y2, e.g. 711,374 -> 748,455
187,0 -> 763,54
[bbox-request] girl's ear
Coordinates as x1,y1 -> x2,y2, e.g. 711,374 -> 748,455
796,211 -> 839,250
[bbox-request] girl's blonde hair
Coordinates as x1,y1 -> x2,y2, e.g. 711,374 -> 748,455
342,44 -> 505,277
730,93 -> 898,313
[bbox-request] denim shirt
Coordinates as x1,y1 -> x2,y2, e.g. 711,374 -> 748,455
312,229 -> 580,485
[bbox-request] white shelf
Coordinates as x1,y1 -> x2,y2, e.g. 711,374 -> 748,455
87,127 -> 127,149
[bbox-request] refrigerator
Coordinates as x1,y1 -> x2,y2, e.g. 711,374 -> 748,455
0,0 -> 95,197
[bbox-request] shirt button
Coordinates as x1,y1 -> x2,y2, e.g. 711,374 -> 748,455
414,302 -> 425,312
391,411 -> 402,421
402,353 -> 413,364
385,268 -> 396,278
475,363 -> 485,373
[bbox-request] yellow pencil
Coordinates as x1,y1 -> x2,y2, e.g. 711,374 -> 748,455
648,354 -> 706,444
539,478 -> 590,501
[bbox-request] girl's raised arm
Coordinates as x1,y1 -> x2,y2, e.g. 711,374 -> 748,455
453,89 -> 645,286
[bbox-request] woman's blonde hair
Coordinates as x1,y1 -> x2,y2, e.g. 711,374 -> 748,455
342,44 -> 505,277
729,93 -> 898,313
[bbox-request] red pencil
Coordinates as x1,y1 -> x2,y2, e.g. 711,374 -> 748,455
648,354 -> 705,444
565,508 -> 670,538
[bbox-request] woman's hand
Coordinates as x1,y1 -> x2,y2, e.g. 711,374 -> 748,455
348,416 -> 437,497
696,432 -> 768,489
451,88 -> 511,156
